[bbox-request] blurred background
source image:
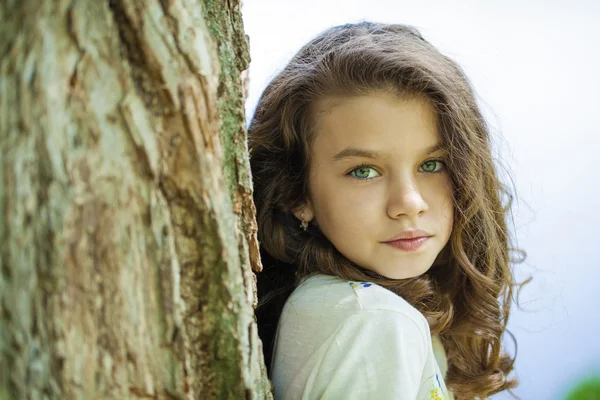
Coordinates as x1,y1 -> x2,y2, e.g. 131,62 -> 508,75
241,1 -> 600,399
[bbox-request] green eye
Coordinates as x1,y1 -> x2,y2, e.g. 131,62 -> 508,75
350,166 -> 379,180
420,160 -> 444,173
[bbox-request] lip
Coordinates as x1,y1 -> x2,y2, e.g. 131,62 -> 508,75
384,237 -> 430,251
383,229 -> 432,241
382,229 -> 432,252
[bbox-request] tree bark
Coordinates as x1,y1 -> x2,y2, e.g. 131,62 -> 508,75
0,0 -> 270,398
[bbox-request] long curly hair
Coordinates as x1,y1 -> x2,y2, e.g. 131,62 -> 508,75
248,21 -> 525,399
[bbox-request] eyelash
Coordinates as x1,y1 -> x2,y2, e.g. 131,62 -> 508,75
346,159 -> 447,180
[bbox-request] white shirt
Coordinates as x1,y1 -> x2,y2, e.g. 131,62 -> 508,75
271,273 -> 454,400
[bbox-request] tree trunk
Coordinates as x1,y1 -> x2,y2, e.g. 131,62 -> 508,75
0,0 -> 271,398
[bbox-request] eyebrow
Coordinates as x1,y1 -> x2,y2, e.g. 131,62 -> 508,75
332,143 -> 445,161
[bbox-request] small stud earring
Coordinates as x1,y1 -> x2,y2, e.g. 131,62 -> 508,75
300,212 -> 309,231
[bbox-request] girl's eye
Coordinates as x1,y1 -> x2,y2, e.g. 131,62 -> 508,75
348,160 -> 445,180
419,160 -> 445,173
349,166 -> 380,180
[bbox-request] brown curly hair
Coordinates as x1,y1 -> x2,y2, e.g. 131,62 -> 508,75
249,21 -> 525,399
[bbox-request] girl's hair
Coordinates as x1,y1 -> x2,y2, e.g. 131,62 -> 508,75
249,21 -> 524,399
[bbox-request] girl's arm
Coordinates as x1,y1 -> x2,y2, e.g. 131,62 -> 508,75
309,309 -> 428,400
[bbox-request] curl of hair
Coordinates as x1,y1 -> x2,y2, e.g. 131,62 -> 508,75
249,21 -> 526,400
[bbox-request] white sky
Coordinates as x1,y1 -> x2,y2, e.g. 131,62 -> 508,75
242,1 -> 600,398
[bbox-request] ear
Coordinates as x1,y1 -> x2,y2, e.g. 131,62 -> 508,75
292,202 -> 314,223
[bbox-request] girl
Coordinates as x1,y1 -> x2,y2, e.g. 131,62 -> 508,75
248,21 -> 523,400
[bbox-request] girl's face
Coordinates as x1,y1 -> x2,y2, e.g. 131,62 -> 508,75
295,92 -> 453,279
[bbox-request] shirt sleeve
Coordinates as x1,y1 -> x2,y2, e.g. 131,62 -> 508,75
309,309 -> 428,400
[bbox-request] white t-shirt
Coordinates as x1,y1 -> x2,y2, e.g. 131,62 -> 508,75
271,273 -> 454,400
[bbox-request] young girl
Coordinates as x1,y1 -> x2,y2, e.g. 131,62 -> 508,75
248,21 -> 522,400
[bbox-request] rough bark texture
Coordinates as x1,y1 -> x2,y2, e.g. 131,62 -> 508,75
0,0 -> 270,398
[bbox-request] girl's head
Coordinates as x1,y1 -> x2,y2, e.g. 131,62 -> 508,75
291,92 -> 453,280
250,22 -> 520,398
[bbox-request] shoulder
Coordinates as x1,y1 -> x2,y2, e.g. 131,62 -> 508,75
272,274 -> 434,398
283,273 -> 430,340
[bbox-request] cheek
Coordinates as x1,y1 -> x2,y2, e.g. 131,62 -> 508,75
310,180 -> 380,229
438,184 -> 454,235
424,179 -> 454,217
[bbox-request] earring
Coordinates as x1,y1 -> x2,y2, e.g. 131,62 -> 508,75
300,212 -> 309,231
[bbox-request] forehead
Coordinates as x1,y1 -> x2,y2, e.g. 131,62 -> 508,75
309,92 -> 440,158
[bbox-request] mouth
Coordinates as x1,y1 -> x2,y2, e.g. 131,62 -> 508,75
383,236 -> 430,251
383,229 -> 432,242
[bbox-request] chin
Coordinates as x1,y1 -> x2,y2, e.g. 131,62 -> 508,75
377,264 -> 433,280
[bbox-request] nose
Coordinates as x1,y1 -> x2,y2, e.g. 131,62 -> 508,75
386,175 -> 428,220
